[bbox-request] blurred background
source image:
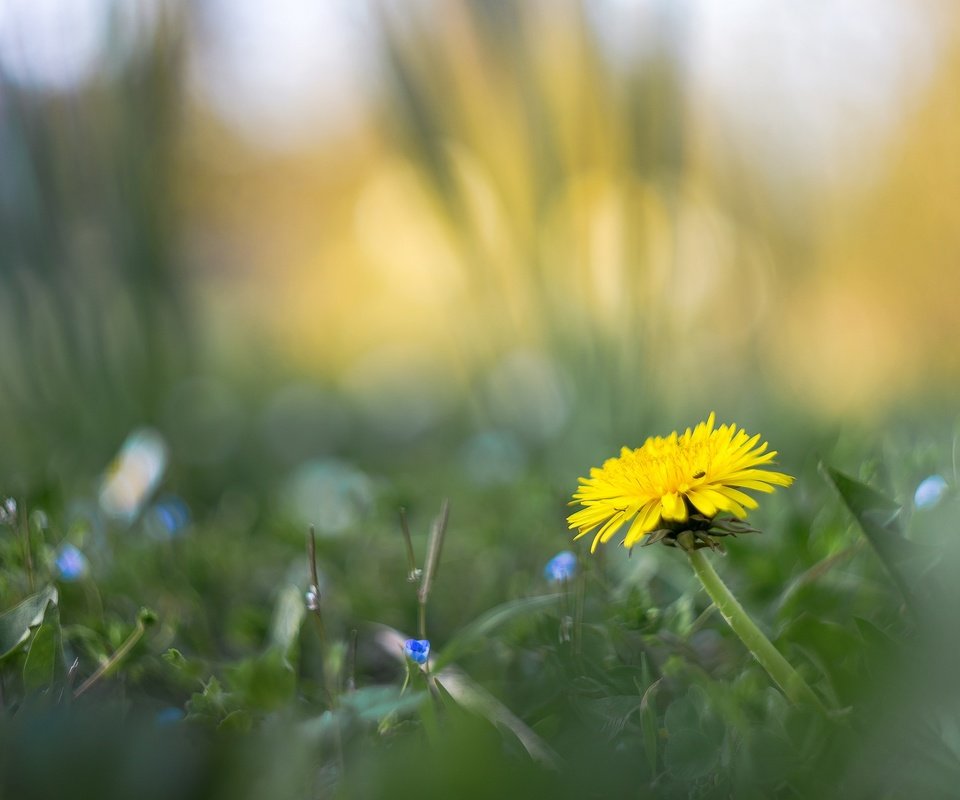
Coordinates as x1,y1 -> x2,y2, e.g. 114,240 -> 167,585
2,0 -> 958,497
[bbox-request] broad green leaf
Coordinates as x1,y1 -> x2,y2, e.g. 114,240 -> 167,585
0,585 -> 58,660
433,594 -> 557,670
23,623 -> 58,692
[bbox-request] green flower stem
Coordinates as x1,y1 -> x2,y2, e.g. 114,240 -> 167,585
687,547 -> 827,714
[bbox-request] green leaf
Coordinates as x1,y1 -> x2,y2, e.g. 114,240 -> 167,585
664,728 -> 715,779
853,616 -> 899,653
218,709 -> 253,733
22,622 -> 58,692
0,585 -> 58,660
822,465 -> 902,528
434,667 -> 561,769
299,688 -> 428,743
226,649 -> 295,712
664,686 -> 725,751
664,694 -> 700,735
187,676 -> 228,722
738,727 -> 797,786
820,463 -> 930,613
433,594 -> 557,670
163,647 -> 206,683
639,679 -> 662,775
342,685 -> 427,722
163,648 -> 188,670
269,583 -> 306,659
61,624 -> 108,664
581,695 -> 644,738
780,615 -> 860,665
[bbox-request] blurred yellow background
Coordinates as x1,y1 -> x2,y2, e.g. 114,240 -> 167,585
1,0 -> 958,471
171,0 -> 960,417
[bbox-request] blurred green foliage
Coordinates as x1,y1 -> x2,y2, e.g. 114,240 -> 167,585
1,431 -> 959,798
1,2 -> 960,798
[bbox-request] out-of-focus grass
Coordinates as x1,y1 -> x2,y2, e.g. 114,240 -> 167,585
0,16 -> 189,489
1,417 -> 959,798
1,2 -> 960,798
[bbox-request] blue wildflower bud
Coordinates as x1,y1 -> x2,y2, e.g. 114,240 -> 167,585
915,475 -> 949,510
55,544 -> 88,581
544,550 -> 577,582
403,639 -> 430,665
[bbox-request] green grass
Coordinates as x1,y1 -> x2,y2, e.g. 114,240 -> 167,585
0,411 -> 958,798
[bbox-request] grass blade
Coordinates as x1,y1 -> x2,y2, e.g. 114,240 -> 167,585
820,462 -> 933,615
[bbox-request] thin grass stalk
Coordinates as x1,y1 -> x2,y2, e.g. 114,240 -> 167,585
306,525 -> 327,648
417,499 -> 449,640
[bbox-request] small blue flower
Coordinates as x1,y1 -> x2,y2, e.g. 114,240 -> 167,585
915,475 -> 949,510
55,544 -> 88,581
155,707 -> 185,726
403,639 -> 430,665
152,496 -> 191,537
544,550 -> 577,582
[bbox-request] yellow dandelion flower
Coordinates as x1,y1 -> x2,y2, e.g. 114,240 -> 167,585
568,413 -> 793,552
